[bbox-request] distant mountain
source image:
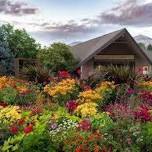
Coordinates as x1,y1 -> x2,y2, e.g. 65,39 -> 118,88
134,35 -> 152,46
69,41 -> 82,46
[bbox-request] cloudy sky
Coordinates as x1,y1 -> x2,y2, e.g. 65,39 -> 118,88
0,0 -> 152,45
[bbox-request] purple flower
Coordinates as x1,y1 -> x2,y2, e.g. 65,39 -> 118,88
50,123 -> 58,130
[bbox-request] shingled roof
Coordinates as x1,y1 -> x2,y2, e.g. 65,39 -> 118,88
71,28 -> 152,66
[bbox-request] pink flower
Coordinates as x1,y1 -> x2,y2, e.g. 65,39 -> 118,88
66,100 -> 78,113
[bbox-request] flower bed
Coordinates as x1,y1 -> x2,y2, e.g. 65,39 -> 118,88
0,75 -> 152,151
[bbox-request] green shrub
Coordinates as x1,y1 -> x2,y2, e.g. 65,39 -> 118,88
0,87 -> 17,104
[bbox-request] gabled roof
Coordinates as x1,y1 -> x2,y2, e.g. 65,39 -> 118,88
71,28 -> 152,66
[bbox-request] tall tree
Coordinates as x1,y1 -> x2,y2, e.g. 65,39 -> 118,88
1,24 -> 40,58
0,26 -> 13,75
37,43 -> 77,73
138,43 -> 146,50
147,44 -> 152,51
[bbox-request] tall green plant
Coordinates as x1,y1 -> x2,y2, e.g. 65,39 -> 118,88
37,43 -> 77,73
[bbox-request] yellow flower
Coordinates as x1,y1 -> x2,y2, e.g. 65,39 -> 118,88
75,102 -> 97,117
79,90 -> 102,103
0,106 -> 21,125
95,81 -> 115,94
138,81 -> 152,89
44,78 -> 77,97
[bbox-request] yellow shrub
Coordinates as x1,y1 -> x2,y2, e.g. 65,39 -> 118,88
44,79 -> 77,97
75,102 -> 97,117
96,81 -> 115,94
78,90 -> 102,103
0,106 -> 21,125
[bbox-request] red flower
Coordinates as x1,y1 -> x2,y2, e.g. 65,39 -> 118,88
78,119 -> 92,131
24,124 -> 33,134
18,118 -> 25,126
58,70 -> 70,79
134,105 -> 152,122
10,126 -> 18,134
66,100 -> 78,113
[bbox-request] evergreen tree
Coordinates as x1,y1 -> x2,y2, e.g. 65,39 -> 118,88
0,27 -> 14,75
138,43 -> 146,50
147,44 -> 152,51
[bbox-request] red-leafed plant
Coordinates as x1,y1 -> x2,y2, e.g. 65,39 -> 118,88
139,90 -> 152,106
66,100 -> 78,113
134,104 -> 152,122
106,103 -> 134,120
78,119 -> 92,131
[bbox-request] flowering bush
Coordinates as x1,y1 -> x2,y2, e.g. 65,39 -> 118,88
106,103 -> 134,121
138,81 -> 152,90
78,89 -> 101,103
96,81 -> 116,107
49,118 -> 77,143
44,78 -> 79,105
58,70 -> 71,79
75,102 -> 98,118
66,100 -> 78,113
0,76 -> 36,105
1,74 -> 152,151
0,106 -> 21,125
139,90 -> 152,106
134,105 -> 152,122
78,119 -> 92,131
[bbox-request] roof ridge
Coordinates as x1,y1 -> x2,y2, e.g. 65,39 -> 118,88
73,28 -> 126,47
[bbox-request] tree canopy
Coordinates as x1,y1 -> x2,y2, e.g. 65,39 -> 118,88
37,43 -> 77,73
0,24 -> 40,58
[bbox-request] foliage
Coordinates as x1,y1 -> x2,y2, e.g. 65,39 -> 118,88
1,24 -> 40,58
101,65 -> 136,84
0,106 -> 21,126
0,24 -> 14,75
1,74 -> 152,151
22,65 -> 50,83
141,122 -> 152,151
75,102 -> 98,118
37,43 -> 77,73
44,78 -> 79,106
0,76 -> 37,105
0,87 -> 18,105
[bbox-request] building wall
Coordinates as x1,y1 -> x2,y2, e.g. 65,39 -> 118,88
80,42 -> 151,79
80,54 -> 151,79
81,60 -> 94,79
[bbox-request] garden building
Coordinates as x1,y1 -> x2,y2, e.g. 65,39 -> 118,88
72,28 -> 152,79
